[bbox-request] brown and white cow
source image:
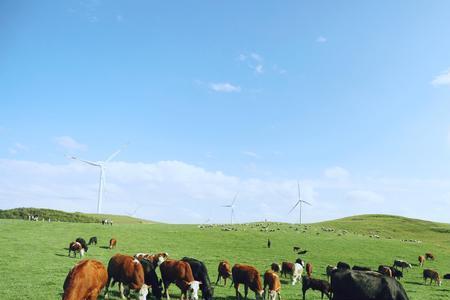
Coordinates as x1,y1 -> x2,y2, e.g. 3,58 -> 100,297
425,253 -> 435,261
134,252 -> 169,268
68,241 -> 85,258
418,255 -> 425,267
160,259 -> 201,300
423,269 -> 442,286
104,254 -> 149,300
63,259 -> 108,300
216,260 -> 232,286
263,270 -> 281,300
109,238 -> 117,249
305,263 -> 313,278
232,264 -> 264,300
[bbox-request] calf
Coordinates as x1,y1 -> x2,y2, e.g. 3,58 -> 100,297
425,253 -> 435,260
270,263 -> 280,273
88,237 -> 97,245
181,257 -> 214,300
216,260 -> 232,285
305,263 -> 313,277
336,262 -> 350,270
393,260 -> 412,272
423,269 -> 442,286
232,264 -> 263,300
160,259 -> 201,300
63,259 -> 108,300
109,238 -> 117,249
68,242 -> 85,258
75,238 -> 89,253
352,266 -> 371,272
418,255 -> 425,267
325,265 -> 337,281
301,276 -> 331,300
263,270 -> 281,300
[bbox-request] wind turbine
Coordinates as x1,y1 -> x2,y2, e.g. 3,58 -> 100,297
67,145 -> 126,214
222,192 -> 238,225
288,181 -> 312,225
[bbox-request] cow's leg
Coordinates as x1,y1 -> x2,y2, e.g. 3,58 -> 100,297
302,289 -> 306,300
164,282 -> 170,300
235,283 -> 240,300
104,276 -> 112,299
244,285 -> 248,300
216,274 -> 220,285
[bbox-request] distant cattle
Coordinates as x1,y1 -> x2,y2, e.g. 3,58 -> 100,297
68,242 -> 85,258
379,265 -> 403,280
75,238 -> 89,253
267,239 -> 271,248
425,253 -> 435,261
378,266 -> 393,278
109,238 -> 117,249
270,263 -> 281,273
393,260 -> 412,272
301,276 -> 331,300
306,263 -> 313,277
443,274 -> 450,280
102,219 -> 113,225
331,270 -> 409,300
88,237 -> 97,245
181,257 -> 214,300
216,260 -> 232,285
62,259 -> 108,300
418,255 -> 425,267
160,259 -> 201,300
325,265 -> 337,281
231,264 -> 263,300
352,266 -> 371,272
297,250 -> 308,255
293,246 -> 301,252
336,262 -> 350,270
263,270 -> 281,300
423,269 -> 442,286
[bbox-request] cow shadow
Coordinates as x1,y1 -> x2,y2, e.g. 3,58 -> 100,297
55,253 -> 69,257
214,296 -> 236,300
404,281 -> 424,286
100,246 -> 110,249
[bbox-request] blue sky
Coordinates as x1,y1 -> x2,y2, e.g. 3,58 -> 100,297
1,1 -> 450,223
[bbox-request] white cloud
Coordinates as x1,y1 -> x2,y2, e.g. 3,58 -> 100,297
209,83 -> 241,93
346,190 -> 384,204
238,52 -> 268,75
242,151 -> 261,159
250,53 -> 262,62
55,136 -> 87,151
8,143 -> 27,155
324,166 -> 350,180
254,64 -> 264,74
432,69 -> 450,86
316,36 -> 327,43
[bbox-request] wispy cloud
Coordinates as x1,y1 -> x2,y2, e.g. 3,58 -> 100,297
239,52 -> 266,74
209,82 -> 241,93
324,166 -> 350,181
55,136 -> 87,151
431,69 -> 450,86
346,190 -> 384,204
242,151 -> 262,159
8,143 -> 27,155
316,36 -> 327,43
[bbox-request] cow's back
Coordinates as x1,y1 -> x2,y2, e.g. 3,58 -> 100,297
63,259 -> 108,300
108,254 -> 144,289
232,264 -> 262,291
161,259 -> 194,283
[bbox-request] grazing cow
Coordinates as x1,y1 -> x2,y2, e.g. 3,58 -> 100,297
76,238 -> 89,253
216,260 -> 232,286
378,266 -> 393,277
68,242 -> 85,258
331,270 -> 409,300
109,238 -> 117,249
270,263 -> 280,273
181,257 -> 214,300
297,250 -> 308,255
291,263 -> 304,285
423,269 -> 442,286
88,237 -> 97,245
325,265 -> 337,281
135,253 -> 169,268
295,259 -> 305,267
418,255 -> 425,267
280,262 -> 294,278
443,274 -> 450,280
231,264 -> 263,300
425,253 -> 435,261
301,276 -> 331,300
160,259 -> 201,300
63,259 -> 108,300
393,260 -> 412,272
352,266 -> 371,272
263,270 -> 281,300
336,262 -> 350,270
104,254 -> 151,300
305,263 -> 313,277
379,265 -> 403,280
293,246 -> 301,252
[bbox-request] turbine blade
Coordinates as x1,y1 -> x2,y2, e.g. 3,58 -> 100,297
105,143 -> 128,162
231,192 -> 239,206
68,155 -> 101,167
302,200 -> 312,206
288,200 -> 301,214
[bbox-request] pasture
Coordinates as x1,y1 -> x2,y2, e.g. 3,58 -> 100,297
0,215 -> 449,299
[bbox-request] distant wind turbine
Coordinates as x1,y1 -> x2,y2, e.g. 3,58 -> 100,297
288,181 -> 312,224
67,144 -> 127,214
222,192 -> 238,225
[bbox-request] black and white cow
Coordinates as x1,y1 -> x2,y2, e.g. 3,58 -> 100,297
181,257 -> 214,300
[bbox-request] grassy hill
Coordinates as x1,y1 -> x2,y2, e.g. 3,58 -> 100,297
0,214 -> 449,299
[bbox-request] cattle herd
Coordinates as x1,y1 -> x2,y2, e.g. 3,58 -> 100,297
62,237 -> 449,300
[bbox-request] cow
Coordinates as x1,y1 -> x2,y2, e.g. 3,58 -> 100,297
295,259 -> 305,267
393,260 -> 412,272
267,239 -> 271,248
263,270 -> 281,300
135,253 -> 169,268
443,274 -> 450,280
301,276 -> 331,300
297,250 -> 308,255
88,237 -> 98,245
336,262 -> 350,270
109,238 -> 117,249
293,246 -> 301,252
418,255 -> 425,267
325,265 -> 337,281
68,242 -> 85,258
104,254 -> 152,300
379,265 -> 403,280
423,269 -> 442,286
181,257 -> 214,300
216,260 -> 232,286
160,259 -> 202,300
270,263 -> 280,273
305,263 -> 313,277
62,259 -> 108,300
280,262 -> 294,278
331,270 -> 409,300
76,238 -> 89,253
378,266 -> 393,277
425,253 -> 435,261
291,263 -> 304,285
231,264 -> 264,300
352,266 -> 371,272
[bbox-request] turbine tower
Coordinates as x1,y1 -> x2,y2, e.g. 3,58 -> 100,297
288,181 -> 312,224
222,192 -> 238,225
67,145 -> 126,214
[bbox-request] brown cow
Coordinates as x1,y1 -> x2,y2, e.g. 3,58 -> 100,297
280,262 -> 294,278
423,269 -> 442,286
63,259 -> 108,300
425,253 -> 435,260
68,241 -> 85,258
418,255 -> 425,267
232,264 -> 263,300
301,276 -> 331,300
160,259 -> 201,300
378,266 -> 393,277
216,260 -> 232,286
305,263 -> 313,277
109,238 -> 117,249
134,252 -> 169,268
104,254 -> 149,300
263,270 -> 281,300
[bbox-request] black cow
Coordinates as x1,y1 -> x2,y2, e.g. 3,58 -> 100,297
141,258 -> 163,299
336,262 -> 350,270
331,270 -> 409,300
181,257 -> 214,300
302,276 -> 331,300
88,236 -> 97,245
444,274 -> 450,280
352,266 -> 371,272
75,237 -> 88,252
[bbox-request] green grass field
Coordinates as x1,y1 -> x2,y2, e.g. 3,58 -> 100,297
0,215 -> 449,299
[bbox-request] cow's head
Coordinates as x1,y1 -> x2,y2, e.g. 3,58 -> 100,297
138,283 -> 149,300
255,290 -> 264,300
438,278 -> 442,286
187,280 -> 202,300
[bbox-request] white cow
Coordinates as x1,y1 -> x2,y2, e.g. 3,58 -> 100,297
291,263 -> 304,285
